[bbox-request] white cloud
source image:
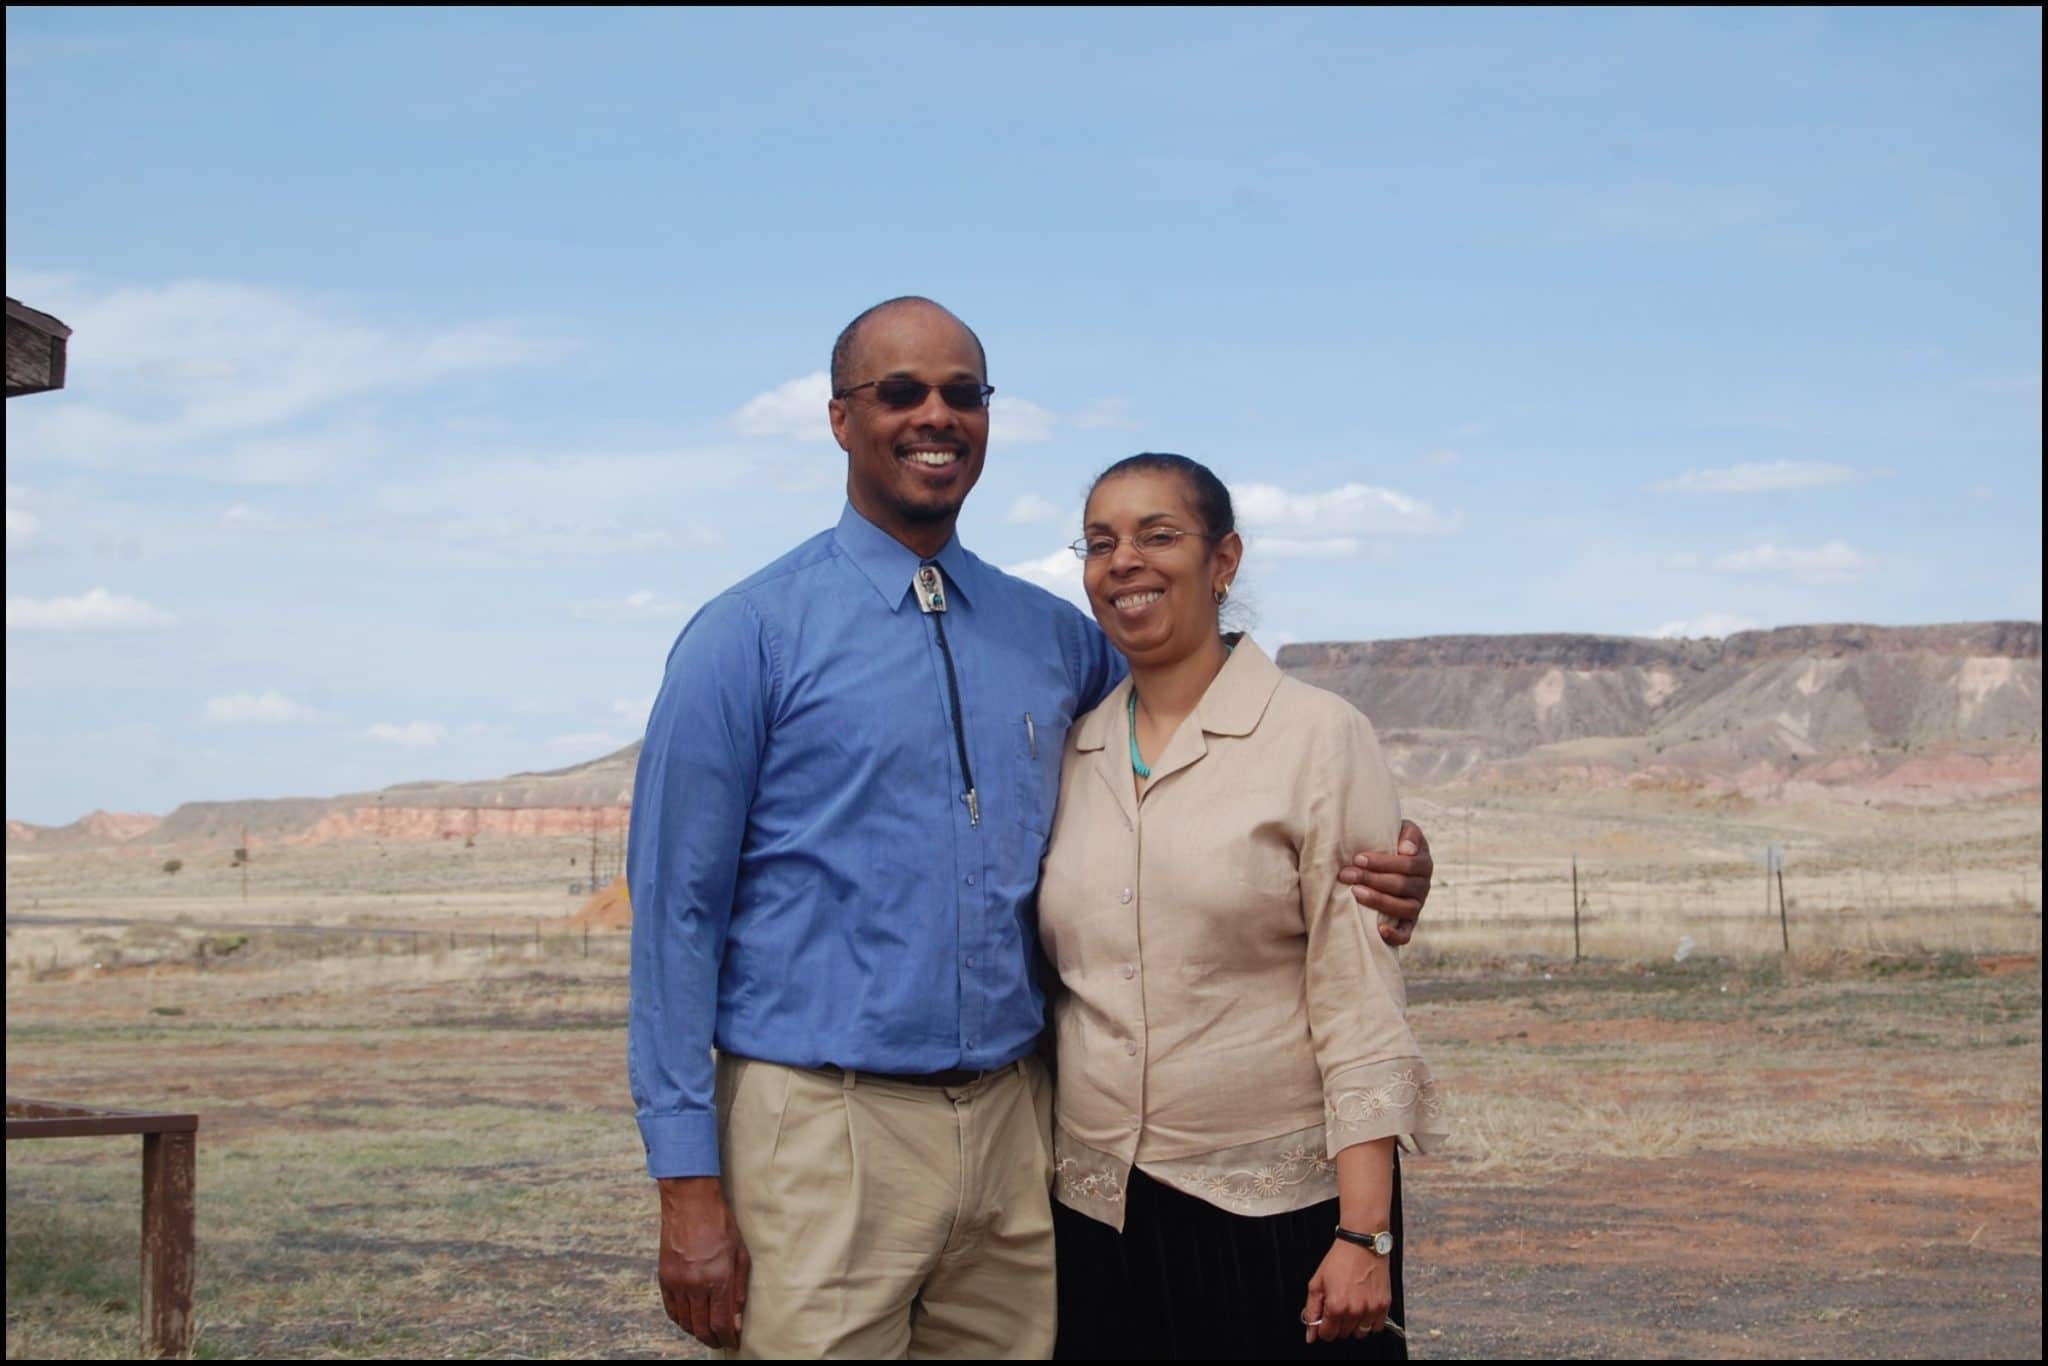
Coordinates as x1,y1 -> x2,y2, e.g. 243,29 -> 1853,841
991,395 -> 1056,444
2,275 -> 549,480
220,502 -> 274,528
1653,461 -> 1858,494
1006,493 -> 1065,525
548,730 -> 623,750
611,695 -> 655,725
6,504 -> 41,554
202,691 -> 326,725
1073,398 -> 1139,431
1709,540 -> 1870,585
1233,481 -> 1459,559
6,587 -> 175,631
1424,449 -> 1462,466
573,589 -> 694,623
1649,613 -> 1760,639
733,372 -> 833,442
365,721 -> 446,747
1001,548 -> 1090,609
1256,536 -> 1395,562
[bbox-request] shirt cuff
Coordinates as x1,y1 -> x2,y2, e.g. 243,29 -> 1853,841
639,1111 -> 722,1179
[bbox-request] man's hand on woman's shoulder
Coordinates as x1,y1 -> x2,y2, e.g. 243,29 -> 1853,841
1340,819 -> 1433,946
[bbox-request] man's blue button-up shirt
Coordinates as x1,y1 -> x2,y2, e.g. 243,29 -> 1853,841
628,504 -> 1123,1178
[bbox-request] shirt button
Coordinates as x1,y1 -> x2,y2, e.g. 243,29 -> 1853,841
1121,964 -> 1136,980
1124,1041 -> 1138,1056
965,955 -> 977,968
1129,1115 -> 1141,1130
1119,887 -> 1133,904
965,873 -> 976,886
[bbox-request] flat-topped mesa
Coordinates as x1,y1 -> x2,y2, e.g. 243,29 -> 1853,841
1281,634 -> 1709,672
1277,621 -> 2042,673
1276,620 -> 2042,801
1715,621 -> 2041,662
11,624 -> 2039,846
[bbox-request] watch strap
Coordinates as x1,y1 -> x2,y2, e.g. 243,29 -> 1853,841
1333,1226 -> 1392,1254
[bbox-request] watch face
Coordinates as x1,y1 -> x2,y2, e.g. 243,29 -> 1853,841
1373,1231 -> 1394,1256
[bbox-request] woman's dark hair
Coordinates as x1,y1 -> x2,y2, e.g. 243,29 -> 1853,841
1088,452 -> 1236,539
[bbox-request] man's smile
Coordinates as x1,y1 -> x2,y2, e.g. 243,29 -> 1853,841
899,443 -> 964,471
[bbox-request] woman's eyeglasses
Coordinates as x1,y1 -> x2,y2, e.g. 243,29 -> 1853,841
1069,527 -> 1210,561
834,378 -> 995,412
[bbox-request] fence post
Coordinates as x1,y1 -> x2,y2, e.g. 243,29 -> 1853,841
1571,855 -> 1581,963
1777,852 -> 1790,955
583,924 -> 590,958
140,1129 -> 196,1357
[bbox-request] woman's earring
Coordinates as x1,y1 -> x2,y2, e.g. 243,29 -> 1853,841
1214,586 -> 1230,605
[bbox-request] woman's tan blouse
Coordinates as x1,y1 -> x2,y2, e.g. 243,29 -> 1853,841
1038,636 -> 1445,1231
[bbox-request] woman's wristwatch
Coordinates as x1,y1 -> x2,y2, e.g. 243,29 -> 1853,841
1333,1226 -> 1395,1256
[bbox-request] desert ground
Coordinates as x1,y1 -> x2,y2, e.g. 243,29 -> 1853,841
6,786 -> 2042,1359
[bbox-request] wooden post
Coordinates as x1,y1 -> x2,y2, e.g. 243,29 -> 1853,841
1777,856 -> 1790,955
140,1129 -> 196,1357
1571,855 -> 1581,963
583,924 -> 590,958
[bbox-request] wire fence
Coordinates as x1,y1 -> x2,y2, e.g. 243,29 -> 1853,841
5,915 -> 637,980
6,845 -> 2043,978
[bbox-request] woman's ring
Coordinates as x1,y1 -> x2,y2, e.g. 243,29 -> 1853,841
1300,1314 -> 1325,1327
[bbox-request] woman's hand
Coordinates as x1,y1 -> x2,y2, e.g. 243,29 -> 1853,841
1300,1238 -> 1392,1343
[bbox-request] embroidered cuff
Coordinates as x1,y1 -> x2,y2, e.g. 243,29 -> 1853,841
1323,1057 -> 1447,1157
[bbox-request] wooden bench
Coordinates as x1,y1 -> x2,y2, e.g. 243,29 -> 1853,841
6,1097 -> 198,1357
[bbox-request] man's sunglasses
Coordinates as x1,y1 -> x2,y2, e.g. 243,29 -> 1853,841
834,378 -> 996,412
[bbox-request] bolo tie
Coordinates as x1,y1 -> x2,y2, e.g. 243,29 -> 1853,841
914,562 -> 979,827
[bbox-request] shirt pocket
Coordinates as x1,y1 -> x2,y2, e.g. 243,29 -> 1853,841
1013,704 -> 1066,839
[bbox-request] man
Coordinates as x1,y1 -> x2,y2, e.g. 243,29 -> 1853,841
628,297 -> 1434,1359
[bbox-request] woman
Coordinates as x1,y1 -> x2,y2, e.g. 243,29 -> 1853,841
1038,453 -> 1445,1359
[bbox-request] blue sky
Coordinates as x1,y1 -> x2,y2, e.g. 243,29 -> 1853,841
6,6 -> 2040,824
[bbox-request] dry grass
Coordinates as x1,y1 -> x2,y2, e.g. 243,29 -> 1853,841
6,792 -> 2042,1357
7,936 -> 2042,1358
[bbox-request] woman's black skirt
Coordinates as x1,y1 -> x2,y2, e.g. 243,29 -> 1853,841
1053,1157 -> 1406,1360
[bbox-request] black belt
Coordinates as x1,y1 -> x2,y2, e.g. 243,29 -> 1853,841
820,1063 -> 999,1089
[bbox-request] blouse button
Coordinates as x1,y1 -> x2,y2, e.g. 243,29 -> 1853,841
1119,887 -> 1133,904
1124,1041 -> 1138,1056
1121,963 -> 1136,980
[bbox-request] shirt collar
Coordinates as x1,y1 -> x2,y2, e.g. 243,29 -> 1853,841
833,502 -> 978,612
1074,634 -> 1281,750
1196,634 -> 1283,736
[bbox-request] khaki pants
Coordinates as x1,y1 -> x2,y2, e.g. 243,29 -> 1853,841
715,1054 -> 1057,1360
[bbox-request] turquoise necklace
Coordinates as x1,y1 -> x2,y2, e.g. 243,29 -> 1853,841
1129,641 -> 1232,780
